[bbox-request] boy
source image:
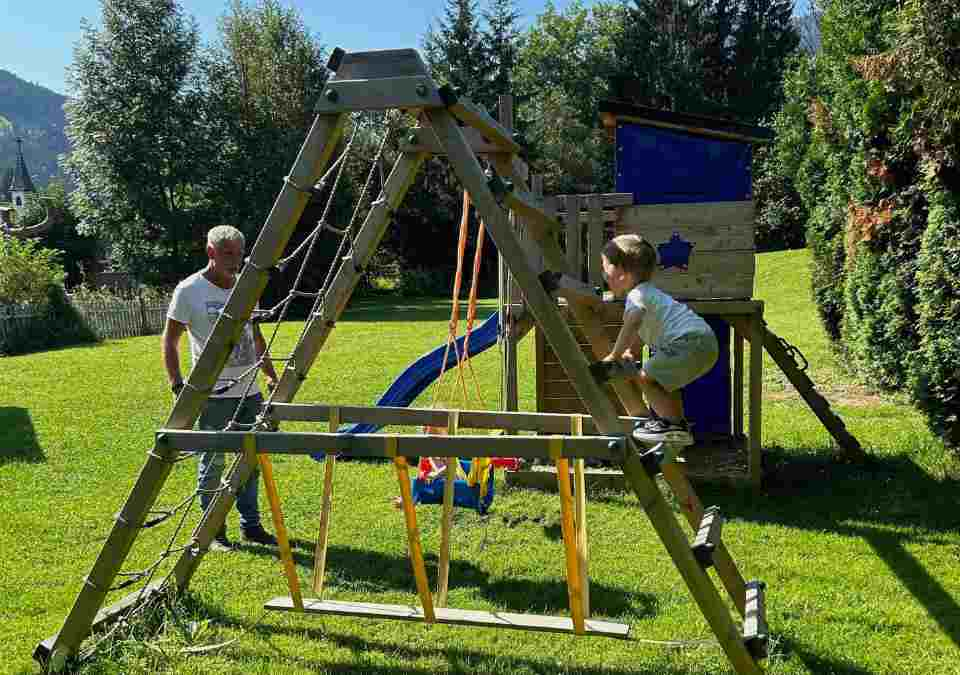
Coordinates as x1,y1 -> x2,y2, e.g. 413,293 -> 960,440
600,234 -> 719,444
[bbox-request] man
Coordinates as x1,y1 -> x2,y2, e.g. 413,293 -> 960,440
163,225 -> 279,551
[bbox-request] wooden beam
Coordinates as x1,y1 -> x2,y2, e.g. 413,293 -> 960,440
587,195 -> 605,286
327,48 -> 429,80
660,463 -> 747,617
557,455 -> 585,634
248,436 -> 302,610
442,91 -> 522,154
436,411 -> 458,607
312,408 -> 339,596
264,598 -> 630,638
572,417 -> 590,618
157,429 -> 625,460
395,456 -> 436,622
265,403 -> 642,435
402,125 -> 504,156
315,76 -> 444,113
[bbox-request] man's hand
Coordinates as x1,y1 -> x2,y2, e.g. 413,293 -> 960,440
265,377 -> 278,394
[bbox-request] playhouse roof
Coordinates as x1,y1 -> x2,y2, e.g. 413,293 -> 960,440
598,100 -> 773,144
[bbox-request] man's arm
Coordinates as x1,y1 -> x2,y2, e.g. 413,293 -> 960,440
162,318 -> 188,392
253,324 -> 279,390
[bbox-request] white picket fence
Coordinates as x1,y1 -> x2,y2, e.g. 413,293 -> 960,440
0,293 -> 171,343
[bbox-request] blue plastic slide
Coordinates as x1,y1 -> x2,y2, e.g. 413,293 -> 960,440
310,312 -> 502,462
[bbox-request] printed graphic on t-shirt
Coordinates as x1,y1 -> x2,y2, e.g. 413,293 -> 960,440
205,301 -> 255,367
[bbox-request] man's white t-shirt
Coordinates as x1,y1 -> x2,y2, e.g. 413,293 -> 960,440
625,281 -> 711,350
168,271 -> 259,398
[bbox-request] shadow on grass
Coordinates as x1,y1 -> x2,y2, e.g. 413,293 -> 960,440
696,446 -> 960,652
773,633 -> 875,675
176,593 -> 720,675
237,539 -> 647,619
0,407 -> 44,464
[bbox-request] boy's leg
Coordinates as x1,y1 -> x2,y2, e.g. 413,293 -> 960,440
636,372 -> 684,420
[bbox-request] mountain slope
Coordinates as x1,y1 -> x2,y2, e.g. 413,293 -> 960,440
0,70 -> 69,189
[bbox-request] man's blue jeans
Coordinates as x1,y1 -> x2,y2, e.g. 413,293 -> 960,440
197,394 -> 262,530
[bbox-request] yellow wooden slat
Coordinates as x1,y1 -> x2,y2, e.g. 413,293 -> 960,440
312,408 -> 340,596
436,410 -> 459,607
556,456 -> 585,634
245,435 -> 302,611
394,456 -> 436,622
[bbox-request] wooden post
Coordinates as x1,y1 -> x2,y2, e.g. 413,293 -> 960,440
587,195 -> 604,287
395,454 -> 436,622
437,411 -> 459,607
312,408 -> 340,596
733,324 -> 744,439
565,194 -> 581,279
246,435 -> 303,611
556,452 -> 585,635
572,416 -> 590,618
749,310 -> 763,487
498,96 -> 521,413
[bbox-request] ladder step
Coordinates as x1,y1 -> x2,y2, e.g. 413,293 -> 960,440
691,506 -> 723,568
264,597 -> 631,638
743,580 -> 769,659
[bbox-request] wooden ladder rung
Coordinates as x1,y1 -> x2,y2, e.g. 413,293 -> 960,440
743,580 -> 769,660
264,597 -> 631,638
691,506 -> 723,568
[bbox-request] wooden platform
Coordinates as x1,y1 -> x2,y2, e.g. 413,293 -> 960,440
505,438 -> 751,491
264,597 -> 631,638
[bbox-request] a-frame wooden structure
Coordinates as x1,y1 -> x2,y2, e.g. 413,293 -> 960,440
35,49 -> 768,674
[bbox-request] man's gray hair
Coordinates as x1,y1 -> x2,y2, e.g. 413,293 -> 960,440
207,225 -> 245,250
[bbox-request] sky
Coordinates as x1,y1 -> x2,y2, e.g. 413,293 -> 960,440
1,0 -> 813,97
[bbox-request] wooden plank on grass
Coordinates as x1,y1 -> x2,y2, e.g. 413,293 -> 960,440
264,598 -> 631,638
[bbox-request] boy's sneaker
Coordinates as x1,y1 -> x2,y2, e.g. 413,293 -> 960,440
210,528 -> 234,553
631,409 -> 661,432
632,418 -> 693,446
241,525 -> 278,546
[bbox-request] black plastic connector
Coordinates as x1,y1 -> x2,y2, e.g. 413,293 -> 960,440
538,270 -> 562,295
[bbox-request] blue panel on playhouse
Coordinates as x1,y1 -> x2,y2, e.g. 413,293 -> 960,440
682,317 -> 730,439
615,123 -> 752,205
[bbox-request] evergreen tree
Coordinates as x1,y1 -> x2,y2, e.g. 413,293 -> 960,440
483,0 -> 523,104
64,0 -> 210,281
729,0 -> 800,121
423,0 -> 494,108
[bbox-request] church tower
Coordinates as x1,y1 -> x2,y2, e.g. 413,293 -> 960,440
9,138 -> 36,210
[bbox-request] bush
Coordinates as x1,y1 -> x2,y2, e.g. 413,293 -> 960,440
0,285 -> 98,355
775,0 -> 960,448
397,267 -> 452,298
912,191 -> 960,445
0,234 -> 65,306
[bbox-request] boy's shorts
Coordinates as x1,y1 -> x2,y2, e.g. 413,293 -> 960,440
643,330 -> 719,392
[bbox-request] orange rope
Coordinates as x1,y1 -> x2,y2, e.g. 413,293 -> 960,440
432,189 -> 472,408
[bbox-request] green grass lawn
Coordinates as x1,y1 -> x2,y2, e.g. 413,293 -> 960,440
2,249 -> 959,674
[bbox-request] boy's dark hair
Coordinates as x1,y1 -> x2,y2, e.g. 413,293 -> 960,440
603,234 -> 657,281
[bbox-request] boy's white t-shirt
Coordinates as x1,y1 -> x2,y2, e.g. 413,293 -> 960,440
625,282 -> 711,350
168,271 -> 259,398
